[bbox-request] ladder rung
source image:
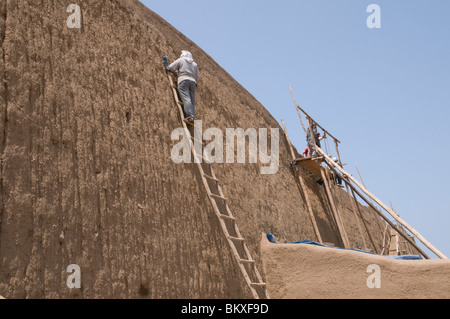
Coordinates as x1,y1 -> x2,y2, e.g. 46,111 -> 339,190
209,193 -> 227,201
250,282 -> 267,287
193,153 -> 212,164
203,174 -> 220,183
201,156 -> 212,164
219,214 -> 236,221
228,236 -> 245,242
239,259 -> 256,264
191,136 -> 206,145
183,119 -> 194,126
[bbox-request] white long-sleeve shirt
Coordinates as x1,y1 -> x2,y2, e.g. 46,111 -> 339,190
169,54 -> 200,85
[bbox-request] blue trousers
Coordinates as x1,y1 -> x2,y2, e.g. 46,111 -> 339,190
178,80 -> 197,119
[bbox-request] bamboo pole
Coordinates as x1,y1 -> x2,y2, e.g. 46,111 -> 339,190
281,120 -> 323,244
318,147 -> 446,259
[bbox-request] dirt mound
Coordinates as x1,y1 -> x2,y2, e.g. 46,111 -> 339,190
261,234 -> 450,298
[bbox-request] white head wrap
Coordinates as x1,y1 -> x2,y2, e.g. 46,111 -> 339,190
180,50 -> 194,63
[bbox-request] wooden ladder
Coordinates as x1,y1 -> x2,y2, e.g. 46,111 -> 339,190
388,227 -> 400,256
164,65 -> 269,299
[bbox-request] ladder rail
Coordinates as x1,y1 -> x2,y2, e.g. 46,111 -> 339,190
165,67 -> 269,298
208,166 -> 269,298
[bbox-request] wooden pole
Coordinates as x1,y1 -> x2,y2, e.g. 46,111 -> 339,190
345,181 -> 370,251
354,162 -> 367,189
334,140 -> 371,251
354,162 -> 374,206
349,187 -> 378,253
289,85 -> 307,135
281,120 -> 323,244
318,148 -> 445,259
333,140 -> 343,168
344,175 -> 429,258
320,167 -> 350,248
295,103 -> 341,144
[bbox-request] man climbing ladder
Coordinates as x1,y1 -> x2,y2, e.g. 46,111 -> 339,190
164,51 -> 200,123
163,56 -> 269,299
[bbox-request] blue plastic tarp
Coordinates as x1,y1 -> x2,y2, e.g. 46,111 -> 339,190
266,233 -> 421,260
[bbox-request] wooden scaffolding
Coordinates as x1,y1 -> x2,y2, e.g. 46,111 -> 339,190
283,85 -> 448,260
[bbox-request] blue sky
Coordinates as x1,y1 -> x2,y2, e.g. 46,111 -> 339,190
142,0 -> 450,259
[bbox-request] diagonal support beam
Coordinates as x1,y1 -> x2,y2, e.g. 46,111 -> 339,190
317,147 -> 447,259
